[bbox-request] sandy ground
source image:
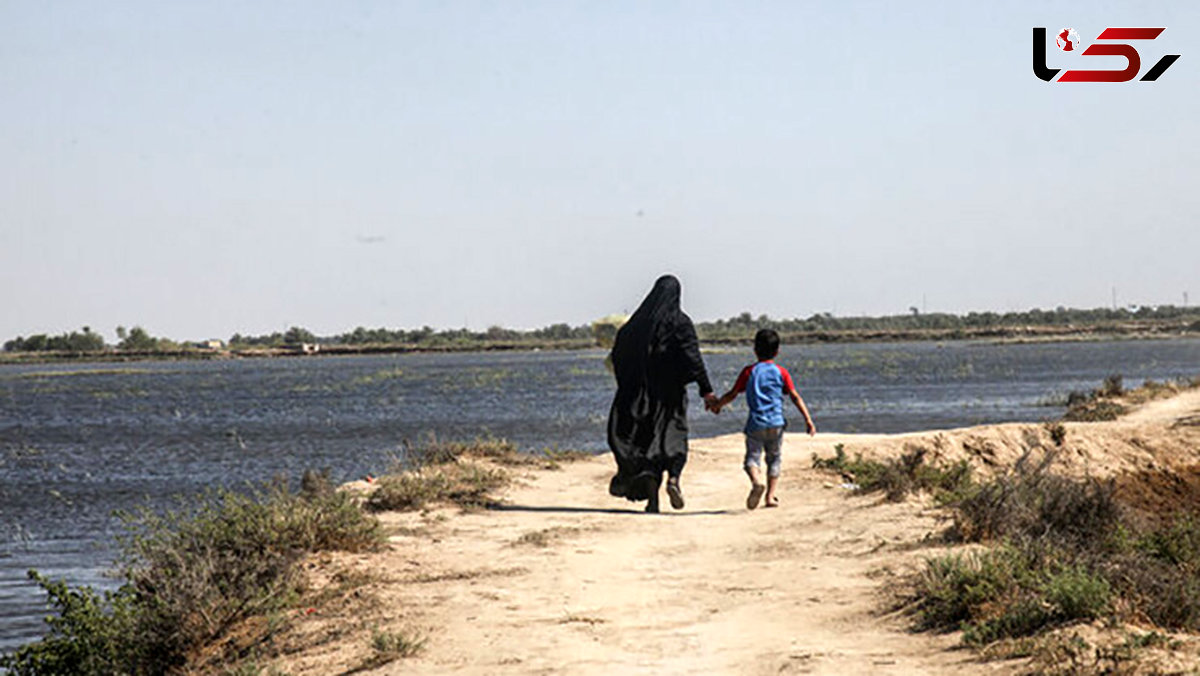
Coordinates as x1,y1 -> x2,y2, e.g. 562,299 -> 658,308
270,389 -> 1200,675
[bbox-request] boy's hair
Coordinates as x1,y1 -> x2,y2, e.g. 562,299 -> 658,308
754,328 -> 780,360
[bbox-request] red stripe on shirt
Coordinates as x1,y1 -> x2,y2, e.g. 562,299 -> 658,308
778,364 -> 795,392
732,365 -> 753,394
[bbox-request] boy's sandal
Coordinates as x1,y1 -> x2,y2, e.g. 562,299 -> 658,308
764,497 -> 780,508
746,483 -> 765,510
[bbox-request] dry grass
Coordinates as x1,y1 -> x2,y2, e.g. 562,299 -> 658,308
367,461 -> 509,512
512,526 -> 581,548
367,438 -> 591,513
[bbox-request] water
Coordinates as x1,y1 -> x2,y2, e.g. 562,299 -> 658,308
2,338 -> 1199,651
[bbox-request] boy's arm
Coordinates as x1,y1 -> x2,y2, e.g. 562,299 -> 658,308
711,365 -> 752,414
712,389 -> 739,412
788,387 -> 816,435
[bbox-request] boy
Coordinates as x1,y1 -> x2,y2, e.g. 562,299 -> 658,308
712,329 -> 816,509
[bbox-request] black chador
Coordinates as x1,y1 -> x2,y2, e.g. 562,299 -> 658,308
606,275 -> 713,509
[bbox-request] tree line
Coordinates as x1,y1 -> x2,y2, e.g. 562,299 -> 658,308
697,305 -> 1200,341
5,305 -> 1200,354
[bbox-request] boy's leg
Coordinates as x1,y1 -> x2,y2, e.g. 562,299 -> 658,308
762,428 -> 783,506
744,432 -> 767,509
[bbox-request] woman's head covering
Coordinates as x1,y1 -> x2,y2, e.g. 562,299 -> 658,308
610,274 -> 682,396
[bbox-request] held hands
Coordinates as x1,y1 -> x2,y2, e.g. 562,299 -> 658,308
703,392 -> 721,414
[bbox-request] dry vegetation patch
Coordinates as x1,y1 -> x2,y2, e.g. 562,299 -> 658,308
903,452 -> 1200,667
366,438 -> 592,512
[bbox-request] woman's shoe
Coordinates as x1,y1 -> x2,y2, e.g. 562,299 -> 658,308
609,474 -> 628,498
666,478 -> 685,510
645,492 -> 660,513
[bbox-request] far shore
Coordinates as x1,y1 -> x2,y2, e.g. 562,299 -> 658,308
3,323 -> 1198,366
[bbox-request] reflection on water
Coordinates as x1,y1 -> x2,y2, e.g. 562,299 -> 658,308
2,338 -> 1199,651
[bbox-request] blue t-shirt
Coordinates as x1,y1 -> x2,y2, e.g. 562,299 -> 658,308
732,360 -> 795,433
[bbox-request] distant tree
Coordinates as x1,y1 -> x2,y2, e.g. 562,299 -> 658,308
533,323 -> 575,340
118,326 -> 158,351
345,326 -> 371,344
486,325 -> 518,341
48,327 -> 106,352
282,326 -> 317,347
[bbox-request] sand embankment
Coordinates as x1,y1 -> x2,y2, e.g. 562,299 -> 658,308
270,390 -> 1200,675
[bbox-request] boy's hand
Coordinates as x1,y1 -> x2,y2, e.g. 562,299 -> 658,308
805,419 -> 817,436
703,392 -> 719,413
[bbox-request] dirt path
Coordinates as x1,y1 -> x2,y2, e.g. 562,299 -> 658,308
274,391 -> 1200,675
280,437 -> 1003,675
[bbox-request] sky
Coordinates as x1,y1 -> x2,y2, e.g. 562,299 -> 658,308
2,1 -> 1197,342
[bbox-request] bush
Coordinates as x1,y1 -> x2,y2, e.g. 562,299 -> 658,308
947,453 -> 1119,547
1099,374 -> 1124,398
812,444 -> 973,503
1135,513 -> 1200,570
1043,421 -> 1067,447
1,478 -> 382,675
0,572 -> 143,675
913,547 -> 1111,646
910,462 -> 1200,650
1060,375 -> 1120,421
913,547 -> 1029,633
1063,400 -> 1126,422
1116,555 -> 1200,630
368,461 -> 508,512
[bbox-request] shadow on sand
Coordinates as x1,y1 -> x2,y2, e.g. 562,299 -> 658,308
488,503 -> 731,516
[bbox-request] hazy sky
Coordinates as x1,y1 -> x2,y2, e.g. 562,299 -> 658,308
2,1 -> 1197,341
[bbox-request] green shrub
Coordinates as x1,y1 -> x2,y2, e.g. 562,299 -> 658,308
1135,513 -> 1200,570
1043,567 -> 1111,621
913,548 -> 1026,632
0,573 -> 143,675
812,444 -> 973,503
1061,375 -> 1136,421
1121,560 -> 1200,630
1,478 -> 382,675
911,464 -> 1200,651
947,453 -> 1119,547
913,548 -> 1111,646
1063,400 -> 1126,422
346,627 -> 427,672
1099,374 -> 1124,397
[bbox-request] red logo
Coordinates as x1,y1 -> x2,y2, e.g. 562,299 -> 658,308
1033,27 -> 1181,82
1056,28 -> 1080,51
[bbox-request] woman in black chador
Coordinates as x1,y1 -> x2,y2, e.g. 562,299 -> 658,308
607,275 -> 717,513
